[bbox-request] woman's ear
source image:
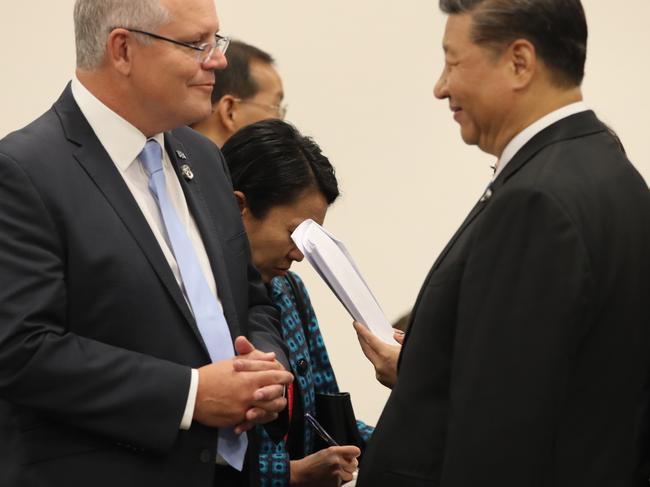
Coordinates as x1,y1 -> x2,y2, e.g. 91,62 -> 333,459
233,190 -> 248,216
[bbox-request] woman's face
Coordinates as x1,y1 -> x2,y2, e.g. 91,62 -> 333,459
240,189 -> 328,283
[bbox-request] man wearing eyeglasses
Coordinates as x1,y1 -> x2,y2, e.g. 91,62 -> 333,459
192,40 -> 287,148
0,1 -> 293,486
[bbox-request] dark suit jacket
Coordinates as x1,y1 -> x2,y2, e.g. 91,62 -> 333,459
357,111 -> 650,487
0,86 -> 287,487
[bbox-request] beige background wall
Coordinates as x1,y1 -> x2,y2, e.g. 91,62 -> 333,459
1,1 -> 648,425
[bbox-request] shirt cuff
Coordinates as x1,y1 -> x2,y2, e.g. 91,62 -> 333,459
180,368 -> 198,430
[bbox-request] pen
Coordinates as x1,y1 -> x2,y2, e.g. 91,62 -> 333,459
304,413 -> 339,447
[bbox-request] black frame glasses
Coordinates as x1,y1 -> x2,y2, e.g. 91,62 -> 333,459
116,27 -> 230,64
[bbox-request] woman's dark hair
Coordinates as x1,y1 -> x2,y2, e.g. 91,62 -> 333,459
221,119 -> 340,219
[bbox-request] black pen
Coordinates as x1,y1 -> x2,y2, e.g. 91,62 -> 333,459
304,413 -> 339,446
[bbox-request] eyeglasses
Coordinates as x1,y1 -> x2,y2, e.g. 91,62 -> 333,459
116,27 -> 230,65
233,98 -> 288,119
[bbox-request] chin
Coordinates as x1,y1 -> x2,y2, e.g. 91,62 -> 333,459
460,129 -> 479,147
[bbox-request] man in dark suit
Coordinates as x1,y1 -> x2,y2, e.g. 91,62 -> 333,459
0,0 -> 293,486
355,0 -> 650,485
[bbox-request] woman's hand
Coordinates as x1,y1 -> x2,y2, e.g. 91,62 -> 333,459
290,445 -> 360,486
353,321 -> 402,389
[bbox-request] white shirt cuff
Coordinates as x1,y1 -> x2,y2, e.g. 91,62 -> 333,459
180,368 -> 198,430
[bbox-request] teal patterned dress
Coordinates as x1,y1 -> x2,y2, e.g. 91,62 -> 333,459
257,272 -> 374,486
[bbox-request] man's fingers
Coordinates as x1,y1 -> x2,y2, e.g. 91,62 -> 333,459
250,395 -> 288,415
233,401 -> 283,433
233,420 -> 255,435
234,335 -> 255,355
253,383 -> 286,401
243,349 -> 277,361
253,369 -> 293,387
233,358 -> 282,372
244,405 -> 281,423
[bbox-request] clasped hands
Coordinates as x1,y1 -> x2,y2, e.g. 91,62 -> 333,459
193,336 -> 293,434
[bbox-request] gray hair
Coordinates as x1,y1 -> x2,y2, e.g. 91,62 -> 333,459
74,0 -> 170,70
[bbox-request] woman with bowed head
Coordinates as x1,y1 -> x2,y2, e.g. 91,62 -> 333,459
221,119 -> 373,486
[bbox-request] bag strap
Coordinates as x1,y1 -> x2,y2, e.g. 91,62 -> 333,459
285,273 -> 312,350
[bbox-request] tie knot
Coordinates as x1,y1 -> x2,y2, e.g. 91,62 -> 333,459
139,139 -> 163,176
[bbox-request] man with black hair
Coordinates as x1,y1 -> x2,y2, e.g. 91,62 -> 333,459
356,1 -> 650,485
192,40 -> 285,147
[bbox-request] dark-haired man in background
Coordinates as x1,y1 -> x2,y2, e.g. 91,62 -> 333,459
192,40 -> 285,147
356,0 -> 650,485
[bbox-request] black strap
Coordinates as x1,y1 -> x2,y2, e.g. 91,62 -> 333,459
285,273 -> 312,350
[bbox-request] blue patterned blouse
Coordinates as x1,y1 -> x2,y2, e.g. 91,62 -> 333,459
257,272 -> 374,486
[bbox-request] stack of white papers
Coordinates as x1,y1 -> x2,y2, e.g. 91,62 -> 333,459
291,219 -> 396,344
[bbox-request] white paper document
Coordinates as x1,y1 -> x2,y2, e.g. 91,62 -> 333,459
291,219 -> 396,344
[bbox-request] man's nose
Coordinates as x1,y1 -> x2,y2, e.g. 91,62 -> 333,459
203,48 -> 227,71
433,70 -> 448,99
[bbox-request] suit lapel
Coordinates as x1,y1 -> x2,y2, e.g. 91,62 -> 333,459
410,111 -> 607,341
430,195 -> 490,273
431,110 -> 605,274
492,110 -> 606,192
53,87 -> 210,354
164,133 -> 242,339
404,193 -> 489,358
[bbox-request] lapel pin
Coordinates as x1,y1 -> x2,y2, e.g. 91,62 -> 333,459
175,150 -> 187,160
480,187 -> 493,202
181,164 -> 194,181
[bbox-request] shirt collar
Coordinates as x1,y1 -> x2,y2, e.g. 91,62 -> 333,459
70,77 -> 165,172
493,101 -> 589,181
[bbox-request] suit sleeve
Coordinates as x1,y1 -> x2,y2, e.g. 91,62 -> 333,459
246,264 -> 290,371
440,187 -> 593,485
0,152 -> 190,453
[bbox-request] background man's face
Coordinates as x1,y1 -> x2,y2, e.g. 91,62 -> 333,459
433,14 -> 512,155
232,60 -> 284,130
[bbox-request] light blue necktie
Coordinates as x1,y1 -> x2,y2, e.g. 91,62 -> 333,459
139,139 -> 247,471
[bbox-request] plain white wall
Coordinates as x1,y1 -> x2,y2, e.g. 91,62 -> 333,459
1,1 -> 648,425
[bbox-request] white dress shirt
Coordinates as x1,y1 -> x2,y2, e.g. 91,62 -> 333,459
71,77 -> 210,430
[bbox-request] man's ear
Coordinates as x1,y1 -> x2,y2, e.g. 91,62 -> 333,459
216,95 -> 239,134
106,28 -> 133,76
233,190 -> 248,216
508,38 -> 536,89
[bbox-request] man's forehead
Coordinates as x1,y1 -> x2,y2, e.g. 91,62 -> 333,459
160,0 -> 219,29
250,61 -> 283,95
442,13 -> 473,51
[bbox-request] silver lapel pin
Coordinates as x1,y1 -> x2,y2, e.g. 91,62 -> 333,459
175,150 -> 187,160
180,164 -> 194,181
480,187 -> 493,202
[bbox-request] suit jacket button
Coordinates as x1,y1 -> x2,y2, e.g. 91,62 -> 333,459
296,358 -> 308,374
199,449 -> 213,464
